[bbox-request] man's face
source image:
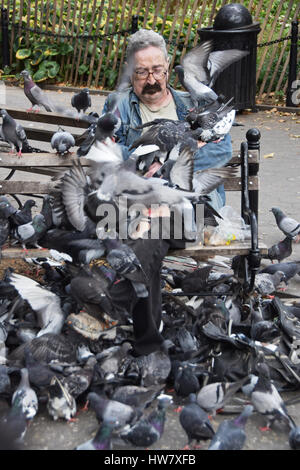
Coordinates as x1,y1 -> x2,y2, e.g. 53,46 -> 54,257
131,46 -> 169,104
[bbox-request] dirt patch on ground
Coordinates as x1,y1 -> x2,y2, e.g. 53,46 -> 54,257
0,257 -> 45,283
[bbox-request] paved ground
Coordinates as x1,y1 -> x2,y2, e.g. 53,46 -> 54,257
0,85 -> 300,452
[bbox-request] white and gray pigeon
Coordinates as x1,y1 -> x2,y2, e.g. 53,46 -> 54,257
51,127 -> 75,155
175,39 -> 249,107
8,273 -> 66,337
271,207 -> 300,241
11,368 -> 38,420
250,362 -> 296,430
11,213 -> 47,249
20,70 -> 55,112
208,405 -> 253,450
47,375 -> 77,421
0,109 -> 28,156
254,271 -> 286,295
196,378 -> 248,415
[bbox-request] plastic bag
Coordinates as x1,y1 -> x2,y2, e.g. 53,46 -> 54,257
205,206 -> 251,246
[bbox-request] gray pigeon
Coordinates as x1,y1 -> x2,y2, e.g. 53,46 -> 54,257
208,405 -> 253,450
47,375 -> 77,421
179,393 -> 215,449
11,213 -> 47,249
271,207 -> 300,240
254,271 -> 286,295
20,70 -> 55,112
87,392 -> 137,430
75,419 -> 118,450
263,236 -> 293,263
11,368 -> 38,420
51,127 -> 75,155
175,39 -> 249,107
250,362 -> 295,430
196,378 -> 248,415
0,109 -> 28,156
0,199 -> 17,255
71,88 -> 91,114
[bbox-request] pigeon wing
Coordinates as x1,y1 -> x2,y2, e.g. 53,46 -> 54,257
169,147 -> 194,190
181,40 -> 214,83
207,49 -> 249,87
30,85 -> 54,111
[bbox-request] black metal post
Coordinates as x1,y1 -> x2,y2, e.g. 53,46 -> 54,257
246,128 -> 261,222
131,15 -> 139,34
286,20 -> 298,107
1,8 -> 10,67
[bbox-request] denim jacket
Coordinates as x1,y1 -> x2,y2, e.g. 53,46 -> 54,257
102,86 -> 233,208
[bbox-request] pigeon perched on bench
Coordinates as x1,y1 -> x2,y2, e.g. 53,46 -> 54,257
71,88 -> 91,114
0,109 -> 28,157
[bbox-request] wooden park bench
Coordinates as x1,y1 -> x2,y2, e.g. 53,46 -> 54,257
0,107 -> 267,292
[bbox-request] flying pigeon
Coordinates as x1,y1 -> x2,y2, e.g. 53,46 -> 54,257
0,109 -> 28,157
175,39 -> 249,107
51,127 -> 75,155
20,70 -> 55,112
270,207 -> 300,241
208,405 -> 253,450
71,88 -> 91,114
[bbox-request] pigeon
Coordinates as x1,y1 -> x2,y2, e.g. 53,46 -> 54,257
51,127 -> 75,155
11,213 -> 47,250
119,394 -> 172,448
101,231 -> 149,298
8,273 -> 66,337
20,70 -> 55,112
0,364 -> 12,395
47,375 -> 77,421
263,236 -> 293,263
75,419 -> 118,450
254,271 -> 286,295
185,97 -> 236,143
77,112 -> 120,157
111,385 -> 162,412
196,378 -> 248,415
259,261 -> 300,284
60,355 -> 97,400
71,88 -> 91,114
174,364 -> 201,397
11,368 -> 38,420
289,425 -> 300,450
174,39 -> 249,107
270,207 -> 300,241
86,392 -> 137,430
250,304 -> 280,342
208,405 -> 253,450
0,199 -> 17,255
9,199 -> 36,229
0,109 -> 28,157
0,392 -> 28,445
179,393 -> 215,449
250,362 -> 296,430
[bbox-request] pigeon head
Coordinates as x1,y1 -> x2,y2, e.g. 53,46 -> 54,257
81,88 -> 90,94
97,113 -> 118,131
0,200 -> 17,218
174,65 -> 184,80
0,109 -> 8,118
255,362 -> 270,378
270,207 -> 283,218
23,199 -> 36,209
20,70 -> 32,80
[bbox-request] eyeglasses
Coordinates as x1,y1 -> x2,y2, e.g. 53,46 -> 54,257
134,67 -> 167,80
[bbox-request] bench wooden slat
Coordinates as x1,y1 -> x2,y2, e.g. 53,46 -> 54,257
1,247 -> 52,259
0,177 -> 259,194
0,153 -> 90,167
5,106 -> 90,128
170,241 -> 268,259
23,128 -> 82,143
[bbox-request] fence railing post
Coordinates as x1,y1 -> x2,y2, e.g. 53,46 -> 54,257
286,20 -> 298,107
1,7 -> 10,68
131,15 -> 139,34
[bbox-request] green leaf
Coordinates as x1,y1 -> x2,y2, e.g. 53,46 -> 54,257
16,48 -> 31,60
30,48 -> 44,66
78,64 -> 88,75
47,62 -> 60,78
33,68 -> 48,82
44,46 -> 59,57
59,43 -> 74,55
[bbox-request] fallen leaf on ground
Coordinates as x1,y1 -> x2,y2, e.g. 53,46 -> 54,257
290,134 -> 300,138
263,153 -> 274,158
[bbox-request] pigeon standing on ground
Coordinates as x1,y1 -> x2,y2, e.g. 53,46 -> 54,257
196,378 -> 248,415
259,261 -> 300,284
208,405 -> 253,450
86,392 -> 137,430
289,425 -> 300,450
264,236 -> 293,263
250,362 -> 296,431
20,70 -> 55,112
119,395 -> 172,448
270,207 -> 300,241
174,39 -> 249,107
179,393 -> 215,449
71,88 -> 91,114
51,127 -> 75,155
11,368 -> 38,421
75,419 -> 118,450
47,375 -> 77,421
0,109 -> 28,157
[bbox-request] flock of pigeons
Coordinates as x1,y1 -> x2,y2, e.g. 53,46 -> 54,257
0,39 -> 299,451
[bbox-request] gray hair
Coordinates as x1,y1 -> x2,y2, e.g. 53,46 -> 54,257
126,29 -> 169,65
